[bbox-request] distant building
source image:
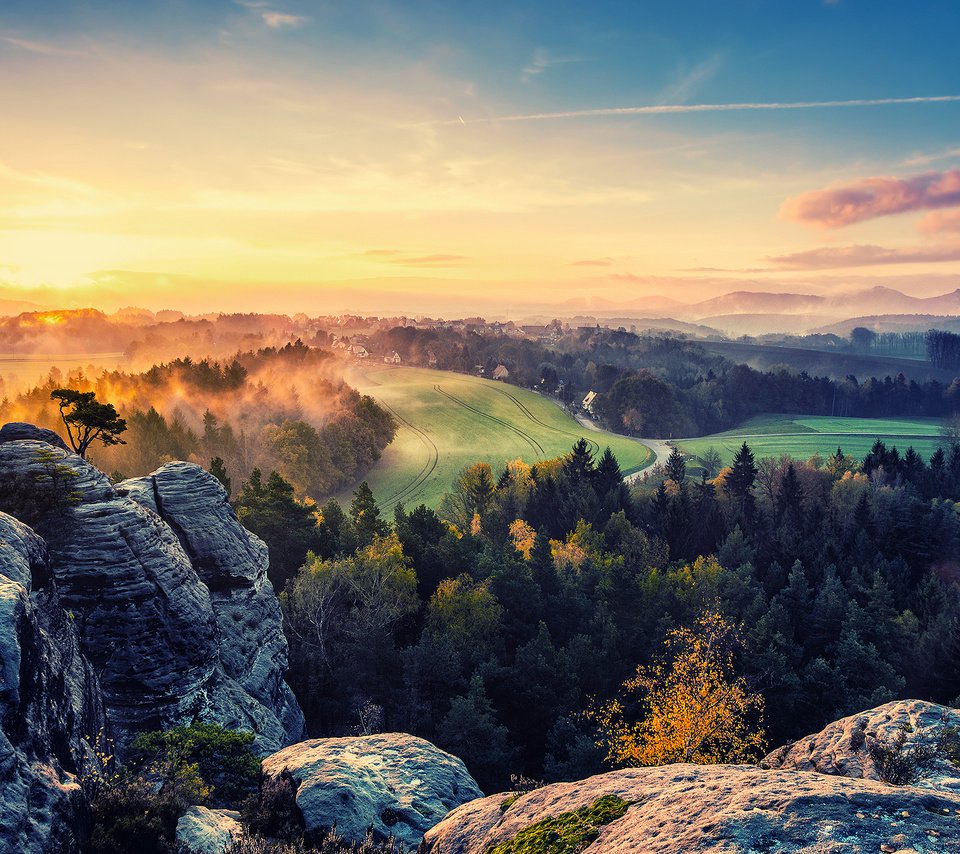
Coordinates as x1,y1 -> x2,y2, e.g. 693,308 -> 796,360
427,349 -> 438,367
350,344 -> 369,358
383,351 -> 401,364
492,364 -> 510,381
582,390 -> 597,413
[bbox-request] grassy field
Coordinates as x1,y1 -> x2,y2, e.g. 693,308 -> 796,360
678,414 -> 947,467
336,365 -> 653,511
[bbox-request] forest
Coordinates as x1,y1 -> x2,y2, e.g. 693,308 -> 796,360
0,340 -> 396,497
236,433 -> 960,793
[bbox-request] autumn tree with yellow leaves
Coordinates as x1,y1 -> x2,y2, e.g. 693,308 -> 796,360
588,610 -> 766,767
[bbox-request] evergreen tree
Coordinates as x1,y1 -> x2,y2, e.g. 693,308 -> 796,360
725,442 -> 757,516
209,457 -> 231,498
665,446 -> 686,485
350,481 -> 388,546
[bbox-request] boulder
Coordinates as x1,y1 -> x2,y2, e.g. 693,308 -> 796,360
120,462 -> 305,745
0,511 -> 106,854
261,733 -> 483,847
762,699 -> 960,794
0,421 -> 69,451
423,763 -> 960,853
176,806 -> 244,854
0,436 -> 303,755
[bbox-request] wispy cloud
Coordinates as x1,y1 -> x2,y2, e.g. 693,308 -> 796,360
904,146 -> 960,166
521,48 -> 585,82
234,1 -> 308,30
766,243 -> 960,269
0,36 -> 85,57
780,169 -> 960,228
432,95 -> 960,126
261,11 -> 308,29
658,52 -> 725,104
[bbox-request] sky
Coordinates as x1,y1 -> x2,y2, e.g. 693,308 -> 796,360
1,0 -> 959,315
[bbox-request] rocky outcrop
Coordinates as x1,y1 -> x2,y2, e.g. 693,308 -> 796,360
423,763 -> 960,853
0,434 -> 303,755
261,733 -> 483,847
0,511 -> 106,854
0,421 -> 69,451
175,806 -> 244,854
762,699 -> 960,794
120,462 -> 304,745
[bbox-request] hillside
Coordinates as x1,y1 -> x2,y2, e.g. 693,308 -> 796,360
336,365 -> 654,509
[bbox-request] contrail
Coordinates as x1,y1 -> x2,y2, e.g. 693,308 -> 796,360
429,95 -> 960,125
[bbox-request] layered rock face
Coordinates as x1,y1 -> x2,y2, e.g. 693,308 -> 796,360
0,511 -> 106,853
762,699 -> 960,795
423,763 -> 960,853
0,434 -> 303,755
261,733 -> 483,847
121,462 -> 305,747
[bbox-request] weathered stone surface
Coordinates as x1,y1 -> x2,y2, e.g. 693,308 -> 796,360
423,764 -> 960,853
261,733 -> 483,847
0,421 -> 69,451
121,462 -> 305,746
0,436 -> 303,755
0,511 -> 106,854
762,699 -> 960,795
176,806 -> 244,854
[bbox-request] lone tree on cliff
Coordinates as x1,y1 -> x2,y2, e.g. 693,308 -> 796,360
50,388 -> 127,458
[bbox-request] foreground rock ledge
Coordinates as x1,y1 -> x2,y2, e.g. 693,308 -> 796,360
422,764 -> 960,853
261,733 -> 483,847
763,699 -> 960,795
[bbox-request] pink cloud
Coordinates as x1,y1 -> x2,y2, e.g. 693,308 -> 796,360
780,169 -> 960,228
918,209 -> 960,235
765,243 -> 960,270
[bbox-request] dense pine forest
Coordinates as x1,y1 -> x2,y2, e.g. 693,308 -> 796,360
238,434 -> 960,792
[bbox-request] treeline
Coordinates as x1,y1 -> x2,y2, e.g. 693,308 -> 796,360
239,437 -> 960,792
927,329 -> 960,370
0,341 -> 396,498
367,326 -> 960,437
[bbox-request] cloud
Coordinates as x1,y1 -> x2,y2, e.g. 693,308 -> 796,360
0,36 -> 85,57
572,258 -> 614,267
918,209 -> 960,235
780,169 -> 960,228
261,11 -> 308,29
658,52 -> 725,104
765,243 -> 960,270
904,147 -> 960,167
433,95 -> 960,126
521,48 -> 584,82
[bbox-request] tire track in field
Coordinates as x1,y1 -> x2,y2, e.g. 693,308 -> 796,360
433,384 -> 545,457
374,399 -> 439,509
493,386 -> 601,455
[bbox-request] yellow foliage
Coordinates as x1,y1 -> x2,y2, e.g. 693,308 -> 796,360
470,512 -> 483,537
509,518 -> 537,559
587,610 -> 765,768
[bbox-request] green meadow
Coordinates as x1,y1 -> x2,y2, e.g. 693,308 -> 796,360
337,366 -> 653,510
678,414 -> 947,467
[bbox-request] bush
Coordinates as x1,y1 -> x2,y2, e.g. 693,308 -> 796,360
130,722 -> 260,804
868,722 -> 960,786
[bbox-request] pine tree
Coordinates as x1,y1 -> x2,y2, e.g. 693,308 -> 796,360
665,446 -> 686,485
725,442 -> 758,517
209,457 -> 231,498
350,481 -> 388,547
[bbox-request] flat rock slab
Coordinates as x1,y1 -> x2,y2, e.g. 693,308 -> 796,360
423,763 -> 960,853
261,733 -> 483,847
176,806 -> 243,854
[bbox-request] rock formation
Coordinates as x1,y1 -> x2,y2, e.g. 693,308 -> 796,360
260,733 -> 484,847
762,699 -> 960,794
175,806 -> 244,854
0,511 -> 106,853
423,763 -> 960,853
0,432 -> 303,756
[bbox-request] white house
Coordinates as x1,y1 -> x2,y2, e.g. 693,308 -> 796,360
350,344 -> 369,358
582,390 -> 597,413
492,364 -> 510,381
384,351 -> 401,364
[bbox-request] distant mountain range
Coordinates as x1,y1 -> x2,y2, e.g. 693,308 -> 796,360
559,286 -> 960,335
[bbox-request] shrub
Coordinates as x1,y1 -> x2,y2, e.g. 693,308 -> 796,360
868,721 -> 960,786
